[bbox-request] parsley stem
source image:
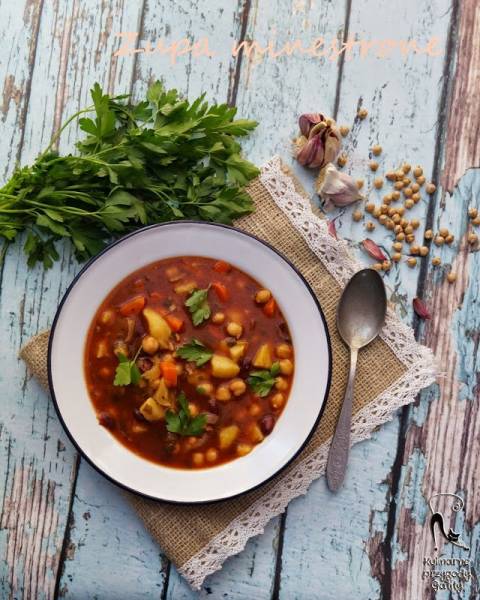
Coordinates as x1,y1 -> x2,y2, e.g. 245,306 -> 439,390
39,106 -> 95,159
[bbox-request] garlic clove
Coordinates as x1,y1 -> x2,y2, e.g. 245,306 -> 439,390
362,238 -> 387,262
412,297 -> 431,319
315,163 -> 363,208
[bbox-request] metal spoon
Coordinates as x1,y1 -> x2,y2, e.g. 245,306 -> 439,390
326,268 -> 387,492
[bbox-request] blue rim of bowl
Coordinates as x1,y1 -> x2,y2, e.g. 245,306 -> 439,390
47,220 -> 332,505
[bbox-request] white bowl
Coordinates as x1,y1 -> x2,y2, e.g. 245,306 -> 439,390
48,222 -> 331,503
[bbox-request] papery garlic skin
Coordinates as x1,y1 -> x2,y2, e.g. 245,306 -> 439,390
294,113 -> 341,169
315,163 -> 363,209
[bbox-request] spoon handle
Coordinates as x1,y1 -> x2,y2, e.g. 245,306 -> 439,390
326,347 -> 358,492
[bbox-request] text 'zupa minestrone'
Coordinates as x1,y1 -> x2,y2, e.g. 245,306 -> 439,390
85,256 -> 294,469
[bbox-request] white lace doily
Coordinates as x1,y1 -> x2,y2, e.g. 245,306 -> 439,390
179,156 -> 437,589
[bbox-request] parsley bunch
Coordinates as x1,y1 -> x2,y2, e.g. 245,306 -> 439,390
0,81 -> 259,268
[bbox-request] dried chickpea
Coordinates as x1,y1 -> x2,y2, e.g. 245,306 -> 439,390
472,216 -> 480,226
412,192 -> 421,203
373,207 -> 382,218
394,180 -> 404,190
439,227 -> 449,238
402,163 -> 411,173
337,154 -> 348,168
388,207 -> 397,217
419,246 -> 429,257
271,393 -> 286,410
366,221 -> 376,231
468,207 -> 478,219
230,379 -> 247,396
206,448 -> 219,462
356,179 -> 364,190
445,234 -> 454,245
391,253 -> 401,262
434,235 -> 445,246
371,144 -> 382,156
393,241 -> 403,251
432,257 -> 441,266
142,335 -> 159,355
424,229 -> 434,240
405,199 -> 414,209
226,322 -> 243,338
404,224 -> 414,235
386,171 -> 396,181
467,232 -> 478,245
392,190 -> 401,201
410,245 -> 420,255
395,170 -> 404,181
274,377 -> 288,392
392,214 -> 401,224
417,175 -> 426,186
411,219 -> 420,229
426,183 -> 436,194
383,193 -> 393,204
394,224 -> 403,234
397,206 -> 405,217
407,257 -> 417,268
369,160 -> 379,172
358,107 -> 368,119
386,219 -> 395,230
192,452 -> 204,467
212,312 -> 225,324
396,232 -> 406,242
339,125 -> 350,137
379,214 -> 388,226
279,359 -> 294,376
403,187 -> 413,198
216,386 -> 231,401
196,382 -> 213,396
382,260 -> 391,271
402,178 -> 411,187
413,166 -> 423,178
276,343 -> 292,359
380,204 -> 389,214
406,234 -> 415,244
374,177 -> 384,189
255,289 -> 271,304
100,309 -> 115,326
366,202 -> 375,213
411,182 -> 420,193
447,272 -> 457,284
352,209 -> 363,222
372,263 -> 383,271
400,218 -> 409,228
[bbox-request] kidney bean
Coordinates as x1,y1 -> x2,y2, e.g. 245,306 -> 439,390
137,357 -> 153,372
133,408 -> 147,422
259,414 -> 275,435
98,412 -> 116,430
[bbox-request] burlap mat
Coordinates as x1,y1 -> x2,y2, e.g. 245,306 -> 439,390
20,157 -> 437,589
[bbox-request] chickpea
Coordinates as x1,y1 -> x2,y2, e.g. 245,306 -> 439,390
339,125 -> 350,137
447,272 -> 457,283
230,379 -> 247,396
411,219 -> 420,229
100,309 -> 115,326
255,289 -> 271,304
276,343 -> 292,358
212,312 -> 225,324
432,257 -> 441,266
402,163 -> 411,174
337,154 -> 348,168
369,160 -> 379,172
392,191 -> 401,201
206,448 -> 219,462
386,219 -> 395,230
395,170 -> 404,181
352,209 -> 363,222
192,452 -> 205,467
356,179 -> 364,190
407,257 -> 417,268
467,232 -> 478,245
445,234 -> 454,245
216,386 -> 231,401
279,359 -> 294,375
392,214 -> 401,224
468,207 -> 478,219
424,229 -> 434,240
379,215 -> 388,226
397,206 -> 405,217
404,225 -> 413,235
404,199 -> 414,209
380,204 -> 389,214
196,382 -> 213,396
366,221 -> 376,232
394,180 -> 404,190
386,171 -> 396,181
226,322 -> 243,338
473,216 -> 480,226
413,166 -> 423,178
237,443 -> 253,457
374,177 -> 384,189
382,260 -> 391,271
406,234 -> 415,244
396,232 -> 405,242
373,208 -> 382,218
439,227 -> 449,238
366,203 -> 375,213
402,178 -> 411,187
410,245 -> 420,255
271,393 -> 286,410
434,235 -> 445,246
99,366 -> 112,379
372,263 -> 383,271
188,402 -> 199,417
249,403 -> 261,417
275,377 -> 289,391
393,242 -> 403,251
372,144 -> 382,156
403,187 -> 413,198
392,253 -> 402,263
383,194 -> 393,204
358,107 -> 368,119
426,183 -> 436,194
411,182 -> 420,193
419,246 -> 429,257
412,193 -> 421,203
394,224 -> 403,234
417,175 -> 426,186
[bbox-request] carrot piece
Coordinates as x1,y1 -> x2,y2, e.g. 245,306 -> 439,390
213,260 -> 232,274
212,281 -> 230,302
263,297 -> 276,317
161,361 -> 178,387
164,314 -> 184,332
119,295 -> 145,317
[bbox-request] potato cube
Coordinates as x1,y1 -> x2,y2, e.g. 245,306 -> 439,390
248,423 -> 264,443
142,308 -> 171,348
253,344 -> 272,368
229,341 -> 248,362
139,397 -> 165,422
211,355 -> 240,379
219,425 -> 240,449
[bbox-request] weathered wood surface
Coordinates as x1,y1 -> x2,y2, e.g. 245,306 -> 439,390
0,0 -> 478,598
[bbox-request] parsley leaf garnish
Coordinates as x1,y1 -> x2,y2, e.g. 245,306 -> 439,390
166,392 -> 207,436
0,81 -> 259,269
247,362 -> 281,397
176,338 -> 213,366
113,347 -> 141,387
185,287 -> 211,326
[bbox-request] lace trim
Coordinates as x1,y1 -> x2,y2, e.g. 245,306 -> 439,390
179,156 -> 437,589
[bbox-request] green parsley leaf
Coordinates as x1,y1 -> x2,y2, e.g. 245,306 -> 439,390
165,392 -> 208,436
113,348 -> 141,387
176,338 -> 213,366
185,288 -> 211,326
247,362 -> 281,397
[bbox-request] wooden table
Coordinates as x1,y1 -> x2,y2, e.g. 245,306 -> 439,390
1,1 -> 478,598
